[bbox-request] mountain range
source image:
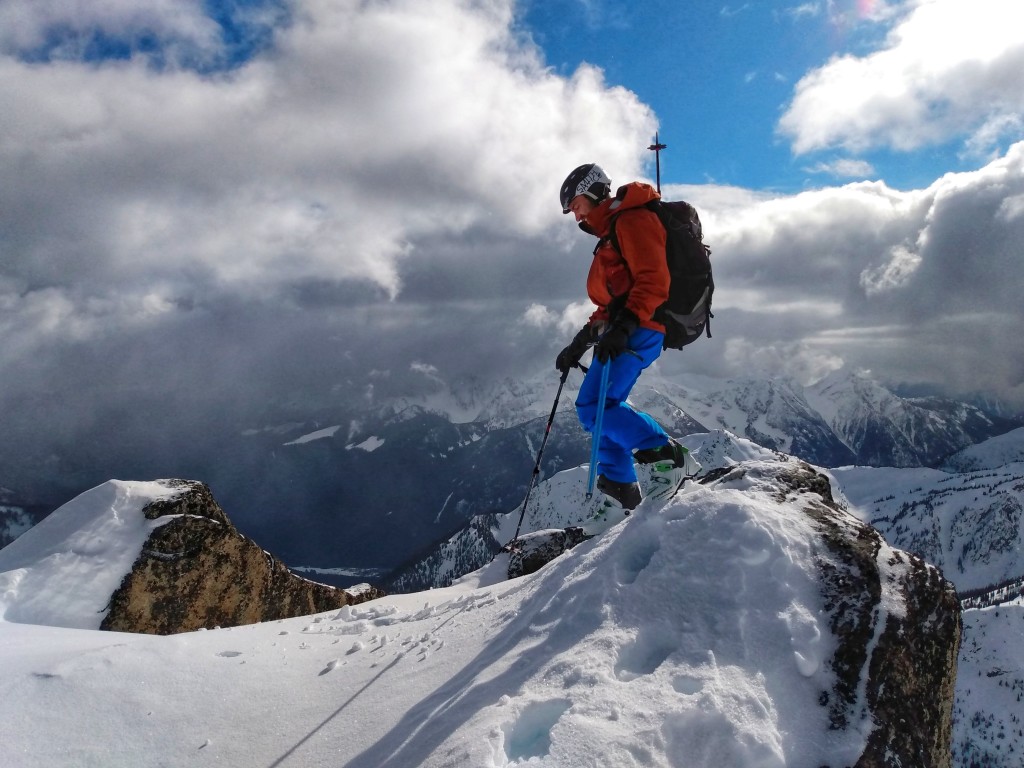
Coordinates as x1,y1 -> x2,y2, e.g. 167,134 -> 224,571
1,368 -> 1020,581
4,369 -> 1024,765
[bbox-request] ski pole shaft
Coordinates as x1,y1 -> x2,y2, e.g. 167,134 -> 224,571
585,360 -> 611,500
510,368 -> 569,544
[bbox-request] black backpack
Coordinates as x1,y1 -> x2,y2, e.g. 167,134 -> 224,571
608,199 -> 714,350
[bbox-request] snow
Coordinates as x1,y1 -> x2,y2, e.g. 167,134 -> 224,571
955,604 -> 1024,764
346,435 -> 385,452
0,461 -> 873,768
284,425 -> 342,445
944,426 -> 1024,472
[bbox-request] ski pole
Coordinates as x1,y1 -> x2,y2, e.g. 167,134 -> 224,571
585,359 -> 611,500
509,367 -> 570,545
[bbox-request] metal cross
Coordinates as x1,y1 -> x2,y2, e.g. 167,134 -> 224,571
648,133 -> 667,193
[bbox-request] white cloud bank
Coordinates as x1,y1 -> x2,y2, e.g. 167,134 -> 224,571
779,0 -> 1024,159
677,140 -> 1024,401
0,0 -> 654,341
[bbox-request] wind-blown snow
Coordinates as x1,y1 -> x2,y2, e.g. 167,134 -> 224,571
0,462 -> 870,767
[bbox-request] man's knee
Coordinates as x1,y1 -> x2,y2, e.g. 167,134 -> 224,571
576,401 -> 596,432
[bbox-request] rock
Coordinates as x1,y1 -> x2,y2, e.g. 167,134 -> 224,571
503,460 -> 962,765
706,461 -> 961,768
100,480 -> 383,635
505,527 -> 589,579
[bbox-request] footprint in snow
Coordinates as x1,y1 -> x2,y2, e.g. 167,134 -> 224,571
672,674 -> 704,695
501,699 -> 571,762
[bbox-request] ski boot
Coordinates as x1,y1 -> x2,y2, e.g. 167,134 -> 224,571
634,437 -> 702,500
575,475 -> 642,537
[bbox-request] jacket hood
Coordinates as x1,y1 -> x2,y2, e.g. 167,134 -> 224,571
579,182 -> 661,237
610,181 -> 661,211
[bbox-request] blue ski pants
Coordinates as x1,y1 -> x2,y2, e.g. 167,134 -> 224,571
575,327 -> 670,484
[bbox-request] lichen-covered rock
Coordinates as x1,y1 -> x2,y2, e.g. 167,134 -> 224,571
100,480 -> 383,635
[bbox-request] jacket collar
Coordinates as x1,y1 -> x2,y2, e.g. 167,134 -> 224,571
578,181 -> 661,238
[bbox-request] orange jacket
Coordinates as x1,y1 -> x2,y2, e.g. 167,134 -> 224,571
581,182 -> 669,333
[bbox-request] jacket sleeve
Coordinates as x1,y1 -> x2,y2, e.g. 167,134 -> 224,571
614,208 -> 670,323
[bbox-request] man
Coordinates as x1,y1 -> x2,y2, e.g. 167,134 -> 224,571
555,163 -> 699,532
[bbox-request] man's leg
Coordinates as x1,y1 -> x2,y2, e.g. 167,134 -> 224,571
575,328 -> 666,484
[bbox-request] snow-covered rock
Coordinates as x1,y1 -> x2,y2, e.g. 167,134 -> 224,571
0,479 -> 381,634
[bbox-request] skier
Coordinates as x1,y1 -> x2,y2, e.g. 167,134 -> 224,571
555,163 -> 699,531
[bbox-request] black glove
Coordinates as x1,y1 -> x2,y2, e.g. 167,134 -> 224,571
555,325 -> 596,373
595,309 -> 639,363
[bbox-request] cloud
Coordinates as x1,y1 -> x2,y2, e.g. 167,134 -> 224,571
859,244 -> 922,295
803,158 -> 876,178
0,0 -> 655,355
722,338 -> 845,385
778,0 -> 1024,157
0,0 -> 665,496
720,5 -> 753,19
3,0 -> 1024,508
781,3 -> 822,22
673,140 -> 1024,399
0,0 -> 229,66
520,303 -> 558,329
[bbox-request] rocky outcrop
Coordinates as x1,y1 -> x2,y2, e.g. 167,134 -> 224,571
100,480 -> 383,635
505,526 -> 588,579
503,460 -> 961,767
711,461 -> 961,768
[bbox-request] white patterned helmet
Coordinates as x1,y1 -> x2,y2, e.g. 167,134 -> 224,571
559,163 -> 611,213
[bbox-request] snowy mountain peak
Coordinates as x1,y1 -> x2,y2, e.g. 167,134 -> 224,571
942,426 -> 1024,472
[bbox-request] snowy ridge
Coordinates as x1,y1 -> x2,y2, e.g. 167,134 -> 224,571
0,454 -> 885,767
391,366 -> 1010,469
832,460 -> 1024,594
5,369 -> 1009,581
943,426 -> 1024,472
390,430 -> 780,592
390,428 -> 1024,767
807,369 -> 1005,467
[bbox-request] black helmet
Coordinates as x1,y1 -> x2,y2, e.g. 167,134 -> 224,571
559,163 -> 611,213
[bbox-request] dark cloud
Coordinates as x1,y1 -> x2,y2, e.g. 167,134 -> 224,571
672,144 -> 1024,402
2,0 -> 1024,511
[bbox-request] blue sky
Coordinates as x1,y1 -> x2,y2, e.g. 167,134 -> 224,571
6,0 -> 1017,193
519,0 -> 1014,192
